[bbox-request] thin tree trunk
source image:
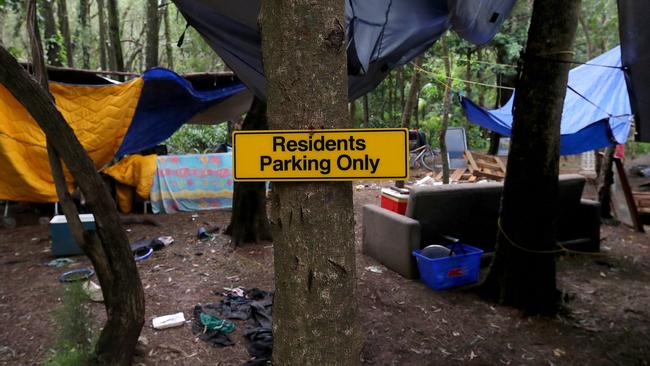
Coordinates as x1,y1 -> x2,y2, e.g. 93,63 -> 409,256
18,3 -> 144,364
465,49 -> 472,99
163,3 -> 174,69
398,66 -> 405,112
145,0 -> 159,69
477,48 -> 486,107
56,0 -> 73,67
97,0 -> 108,70
78,0 -> 90,68
388,72 -> 394,124
439,36 -> 451,184
39,0 -> 62,66
488,46 -> 518,155
597,146 -> 615,218
107,0 -> 125,77
260,1 -> 361,363
225,97 -> 272,245
349,100 -> 357,127
481,0 -> 581,315
401,56 -> 423,128
362,94 -> 369,128
579,14 -> 593,59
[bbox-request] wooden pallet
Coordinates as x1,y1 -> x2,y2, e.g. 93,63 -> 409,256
433,168 -> 477,183
633,191 -> 650,214
464,150 -> 506,181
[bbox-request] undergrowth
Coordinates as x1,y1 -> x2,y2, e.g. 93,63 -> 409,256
45,282 -> 95,366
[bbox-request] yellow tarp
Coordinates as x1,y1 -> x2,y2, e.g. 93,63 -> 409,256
0,78 -> 144,202
103,154 -> 157,213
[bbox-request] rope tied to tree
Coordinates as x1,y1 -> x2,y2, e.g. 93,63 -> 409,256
497,218 -> 605,256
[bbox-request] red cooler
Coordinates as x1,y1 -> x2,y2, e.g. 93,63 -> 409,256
380,188 -> 409,215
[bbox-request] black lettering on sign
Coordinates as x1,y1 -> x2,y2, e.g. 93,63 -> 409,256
273,136 -> 286,151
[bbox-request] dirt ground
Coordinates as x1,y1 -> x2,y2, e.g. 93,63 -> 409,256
1,172 -> 649,365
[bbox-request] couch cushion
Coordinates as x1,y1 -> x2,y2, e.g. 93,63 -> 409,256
406,182 -> 503,249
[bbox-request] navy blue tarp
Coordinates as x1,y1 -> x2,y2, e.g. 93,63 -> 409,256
172,0 -> 516,100
460,46 -> 633,155
116,68 -> 247,157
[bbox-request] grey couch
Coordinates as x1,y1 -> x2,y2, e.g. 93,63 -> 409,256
362,174 -> 601,279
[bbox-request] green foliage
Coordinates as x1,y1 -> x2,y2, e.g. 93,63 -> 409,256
164,124 -> 228,154
45,283 -> 94,366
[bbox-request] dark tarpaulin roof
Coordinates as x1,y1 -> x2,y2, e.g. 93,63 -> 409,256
618,0 -> 650,142
172,0 -> 516,101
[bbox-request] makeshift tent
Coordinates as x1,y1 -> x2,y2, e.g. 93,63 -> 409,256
618,0 -> 650,142
172,0 -> 516,100
0,67 -> 248,202
460,46 -> 633,155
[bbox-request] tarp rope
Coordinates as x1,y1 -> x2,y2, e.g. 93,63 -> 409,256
497,218 -> 605,256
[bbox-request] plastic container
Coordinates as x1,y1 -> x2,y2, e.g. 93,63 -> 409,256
380,188 -> 409,215
152,312 -> 186,329
412,244 -> 483,290
49,214 -> 95,257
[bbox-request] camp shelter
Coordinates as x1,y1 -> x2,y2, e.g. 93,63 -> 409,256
171,0 -> 517,100
460,46 -> 633,155
0,66 -> 251,204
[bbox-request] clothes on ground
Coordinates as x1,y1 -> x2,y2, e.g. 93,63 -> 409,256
192,288 -> 273,364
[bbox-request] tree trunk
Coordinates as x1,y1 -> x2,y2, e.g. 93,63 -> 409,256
16,3 -> 144,365
465,49 -> 472,100
401,56 -> 423,129
225,97 -> 272,246
97,0 -> 108,70
579,14 -> 593,60
39,0 -> 62,66
107,0 -> 125,77
362,94 -> 369,128
481,0 -> 581,315
349,100 -> 357,127
398,66 -> 405,112
56,0 -> 73,67
414,88 -> 420,128
163,3 -> 174,69
477,48 -> 486,107
597,146 -> 614,218
260,1 -> 361,364
145,0 -> 160,69
488,46 -> 518,155
78,0 -> 90,68
439,36 -> 451,184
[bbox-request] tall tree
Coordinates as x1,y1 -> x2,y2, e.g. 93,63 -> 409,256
97,0 -> 108,70
78,0 -> 90,68
55,0 -> 73,67
481,0 -> 581,315
107,0 -> 125,76
163,3 -> 174,69
225,97 -> 272,245
362,94 -> 369,127
401,55 -> 423,128
145,0 -> 160,69
39,0 -> 62,66
9,2 -> 145,364
260,0 -> 361,364
438,35 -> 451,184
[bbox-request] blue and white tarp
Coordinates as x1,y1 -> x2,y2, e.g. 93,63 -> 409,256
461,46 -> 633,155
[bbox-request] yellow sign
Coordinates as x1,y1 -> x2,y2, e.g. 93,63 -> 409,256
233,128 -> 409,181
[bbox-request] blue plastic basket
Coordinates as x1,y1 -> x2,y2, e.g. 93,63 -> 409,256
412,244 -> 483,290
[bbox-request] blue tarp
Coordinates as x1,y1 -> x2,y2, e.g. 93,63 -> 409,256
461,46 -> 633,155
116,68 -> 247,157
172,0 -> 516,100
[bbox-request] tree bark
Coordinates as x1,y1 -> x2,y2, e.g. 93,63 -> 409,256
401,56 -> 423,129
349,100 -> 357,127
107,0 -> 125,77
78,0 -> 90,68
439,36 -> 451,184
145,0 -> 160,69
260,1 -> 361,364
225,97 -> 272,246
163,3 -> 174,69
362,94 -> 369,128
481,0 -> 581,315
39,0 -> 62,66
56,0 -> 73,67
14,4 -> 145,364
597,146 -> 614,218
97,0 -> 108,70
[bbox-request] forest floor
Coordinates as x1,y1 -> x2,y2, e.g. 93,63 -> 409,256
1,168 -> 649,365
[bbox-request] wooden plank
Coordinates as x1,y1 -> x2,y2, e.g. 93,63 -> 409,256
464,150 -> 479,172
